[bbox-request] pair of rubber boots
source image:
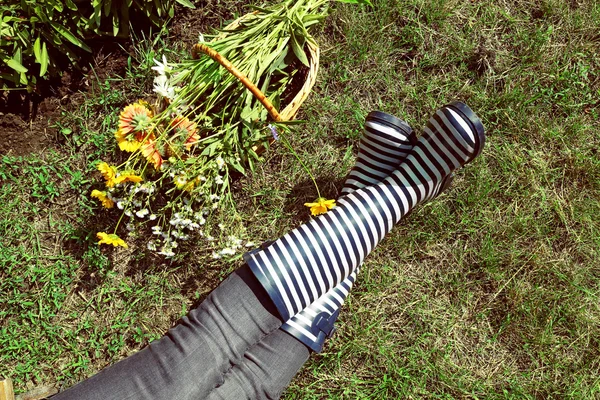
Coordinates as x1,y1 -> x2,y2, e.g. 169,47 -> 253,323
244,102 -> 485,352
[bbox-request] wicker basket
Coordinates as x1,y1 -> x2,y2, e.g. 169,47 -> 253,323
214,13 -> 320,122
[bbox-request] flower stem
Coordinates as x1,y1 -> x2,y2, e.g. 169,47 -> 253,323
279,131 -> 321,199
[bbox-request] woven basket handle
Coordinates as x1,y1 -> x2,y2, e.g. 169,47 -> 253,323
192,43 -> 282,122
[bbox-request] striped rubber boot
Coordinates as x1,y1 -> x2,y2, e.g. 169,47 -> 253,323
341,111 -> 416,195
280,113 -> 455,352
244,102 -> 485,330
279,111 -> 416,352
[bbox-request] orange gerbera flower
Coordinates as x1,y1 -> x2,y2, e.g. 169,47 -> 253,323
96,232 -> 128,248
119,101 -> 154,140
304,197 -> 336,216
141,139 -> 164,170
171,116 -> 199,150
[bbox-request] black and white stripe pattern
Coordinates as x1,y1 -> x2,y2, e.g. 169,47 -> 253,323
280,112 -> 415,352
246,103 -> 484,325
281,112 -> 461,352
342,111 -> 415,195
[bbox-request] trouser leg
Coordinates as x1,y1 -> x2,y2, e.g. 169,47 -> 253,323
205,330 -> 310,400
53,265 -> 282,400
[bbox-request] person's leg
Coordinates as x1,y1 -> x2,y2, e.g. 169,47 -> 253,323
52,265 -> 283,400
204,104 -> 482,399
201,112 -> 414,399
341,111 -> 416,195
281,110 -> 458,352
281,110 -> 418,352
205,330 -> 310,400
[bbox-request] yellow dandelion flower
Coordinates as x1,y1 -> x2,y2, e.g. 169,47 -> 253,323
97,162 -> 118,187
115,129 -> 142,152
96,232 -> 128,248
91,189 -> 114,209
114,172 -> 143,185
304,197 -> 336,216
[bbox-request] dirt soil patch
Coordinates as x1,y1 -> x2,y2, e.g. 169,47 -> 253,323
0,101 -> 56,156
0,38 -> 132,157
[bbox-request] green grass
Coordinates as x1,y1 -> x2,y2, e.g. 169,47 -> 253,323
2,0 -> 600,398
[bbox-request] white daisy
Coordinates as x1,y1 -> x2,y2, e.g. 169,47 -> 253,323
219,248 -> 235,256
153,75 -> 175,100
152,55 -> 172,76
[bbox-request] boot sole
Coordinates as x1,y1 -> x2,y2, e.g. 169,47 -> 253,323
445,101 -> 486,164
366,111 -> 417,146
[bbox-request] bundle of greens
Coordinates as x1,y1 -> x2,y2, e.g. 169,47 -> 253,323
92,0 -> 369,257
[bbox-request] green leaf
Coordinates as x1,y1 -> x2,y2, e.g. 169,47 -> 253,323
247,156 -> 255,172
175,0 -> 196,9
40,42 -> 49,76
65,0 -> 78,11
290,33 -> 309,67
247,5 -> 273,13
268,46 -> 290,73
19,71 -> 28,85
228,157 -> 245,174
50,22 -> 91,52
276,119 -> 306,126
201,141 -> 221,157
103,0 -> 112,16
335,0 -> 373,5
6,58 -> 27,73
247,147 -> 260,161
112,11 -> 119,36
153,0 -> 162,17
53,1 -> 64,12
0,72 -> 19,84
91,0 -> 102,26
33,37 -> 42,63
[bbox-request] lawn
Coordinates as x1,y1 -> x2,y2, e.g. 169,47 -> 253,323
1,0 -> 599,398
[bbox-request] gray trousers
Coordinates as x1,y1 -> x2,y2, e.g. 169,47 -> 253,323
53,265 -> 310,400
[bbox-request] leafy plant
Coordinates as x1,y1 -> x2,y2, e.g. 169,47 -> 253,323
0,0 -> 194,89
0,0 -> 89,87
84,0 -> 195,38
89,0 -> 336,257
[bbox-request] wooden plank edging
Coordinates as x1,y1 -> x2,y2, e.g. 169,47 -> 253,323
0,379 -> 15,400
